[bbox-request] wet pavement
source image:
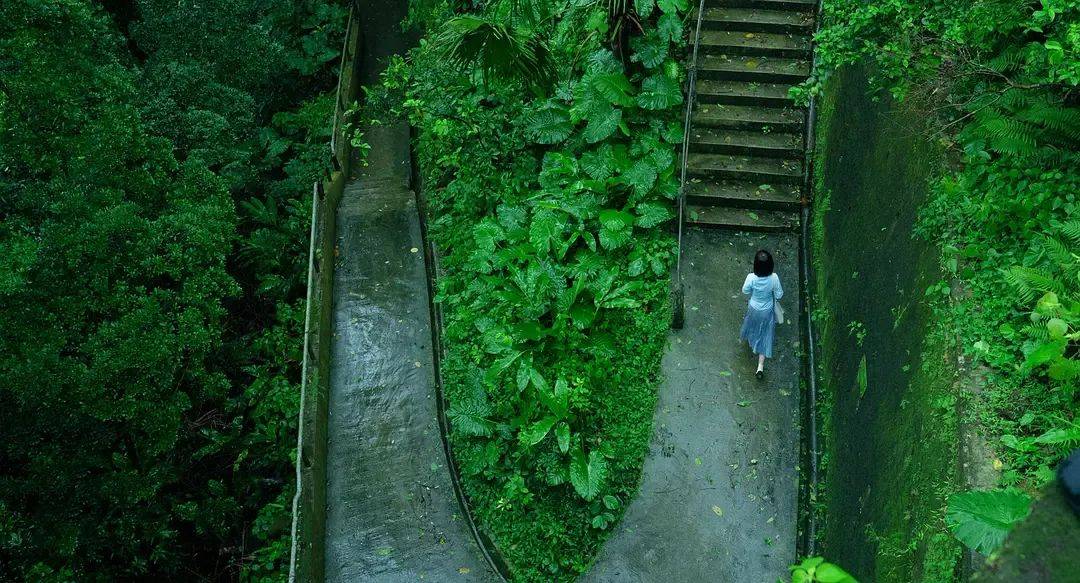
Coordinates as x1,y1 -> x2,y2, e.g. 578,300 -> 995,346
580,228 -> 801,583
323,178 -> 499,582
320,0 -> 497,577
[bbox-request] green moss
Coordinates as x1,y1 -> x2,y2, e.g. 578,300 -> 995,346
810,65 -> 961,582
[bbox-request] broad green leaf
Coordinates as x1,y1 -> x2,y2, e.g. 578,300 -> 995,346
630,32 -> 668,68
657,12 -> 682,42
599,209 -> 635,230
815,563 -> 857,583
634,202 -> 673,228
519,415 -> 558,446
1046,317 -> 1068,338
570,449 -> 608,500
526,102 -> 573,144
582,106 -> 622,143
638,73 -> 683,110
530,207 -> 565,253
556,422 -> 571,453
634,0 -> 656,17
592,72 -> 636,106
657,0 -> 688,14
946,489 -> 1032,555
581,144 -> 616,180
623,158 -> 658,194
1024,339 -> 1066,370
472,219 -> 505,252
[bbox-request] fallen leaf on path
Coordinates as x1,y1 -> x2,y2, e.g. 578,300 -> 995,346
712,505 -> 723,517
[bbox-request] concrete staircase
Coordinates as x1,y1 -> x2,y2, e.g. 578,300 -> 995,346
685,0 -> 814,231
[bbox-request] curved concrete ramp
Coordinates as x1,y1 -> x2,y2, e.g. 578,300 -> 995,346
581,229 -> 801,583
323,175 -> 497,582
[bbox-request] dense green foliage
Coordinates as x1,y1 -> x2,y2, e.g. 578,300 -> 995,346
0,0 -> 344,579
807,0 -> 1079,573
358,0 -> 684,578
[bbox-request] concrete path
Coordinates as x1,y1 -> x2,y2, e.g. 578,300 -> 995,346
322,176 -> 497,582
320,0 -> 497,577
581,228 -> 801,583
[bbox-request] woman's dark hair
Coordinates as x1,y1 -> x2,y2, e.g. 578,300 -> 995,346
753,249 -> 774,277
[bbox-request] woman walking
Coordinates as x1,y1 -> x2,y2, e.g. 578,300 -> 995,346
740,249 -> 783,379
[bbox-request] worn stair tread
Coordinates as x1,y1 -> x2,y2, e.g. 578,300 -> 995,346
687,179 -> 801,207
686,204 -> 799,231
698,54 -> 811,79
693,104 -> 803,128
690,127 -> 803,153
698,30 -> 811,53
701,7 -> 814,28
688,153 -> 803,178
696,79 -> 796,101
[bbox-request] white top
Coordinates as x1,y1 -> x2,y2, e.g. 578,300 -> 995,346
742,273 -> 783,311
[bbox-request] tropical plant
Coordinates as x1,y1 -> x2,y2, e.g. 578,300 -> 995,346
790,556 -> 859,583
945,489 -> 1032,555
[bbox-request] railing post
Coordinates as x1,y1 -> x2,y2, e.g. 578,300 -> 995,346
674,0 -> 709,330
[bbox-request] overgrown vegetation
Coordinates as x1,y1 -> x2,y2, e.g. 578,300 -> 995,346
358,0 -> 685,578
0,0 -> 345,579
806,0 -> 1079,575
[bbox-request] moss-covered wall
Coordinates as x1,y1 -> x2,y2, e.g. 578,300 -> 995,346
811,65 -> 963,582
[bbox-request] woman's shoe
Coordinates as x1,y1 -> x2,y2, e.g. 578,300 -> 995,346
755,370 -> 764,380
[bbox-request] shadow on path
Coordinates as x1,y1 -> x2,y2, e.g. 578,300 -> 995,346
581,228 -> 801,583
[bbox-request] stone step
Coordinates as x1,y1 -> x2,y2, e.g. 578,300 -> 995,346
689,127 -> 803,158
687,153 -> 803,184
693,104 -> 804,132
704,0 -> 816,12
697,54 -> 811,83
696,79 -> 797,107
698,7 -> 814,34
685,179 -> 801,210
696,30 -> 811,59
686,204 -> 799,231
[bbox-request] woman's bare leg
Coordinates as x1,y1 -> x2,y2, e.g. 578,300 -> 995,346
757,354 -> 765,373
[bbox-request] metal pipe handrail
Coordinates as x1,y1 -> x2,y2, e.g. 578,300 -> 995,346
288,7 -> 356,582
675,0 -> 709,314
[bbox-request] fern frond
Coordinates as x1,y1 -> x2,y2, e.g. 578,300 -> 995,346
1003,266 -> 1066,303
979,116 -> 1039,155
1039,235 -> 1074,268
986,47 -> 1026,75
1060,221 -> 1080,244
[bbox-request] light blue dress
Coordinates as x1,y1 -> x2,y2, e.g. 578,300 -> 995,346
739,273 -> 783,357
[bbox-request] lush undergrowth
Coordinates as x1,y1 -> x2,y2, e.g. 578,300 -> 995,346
0,0 -> 344,579
360,0 -> 685,578
806,0 -> 1080,573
